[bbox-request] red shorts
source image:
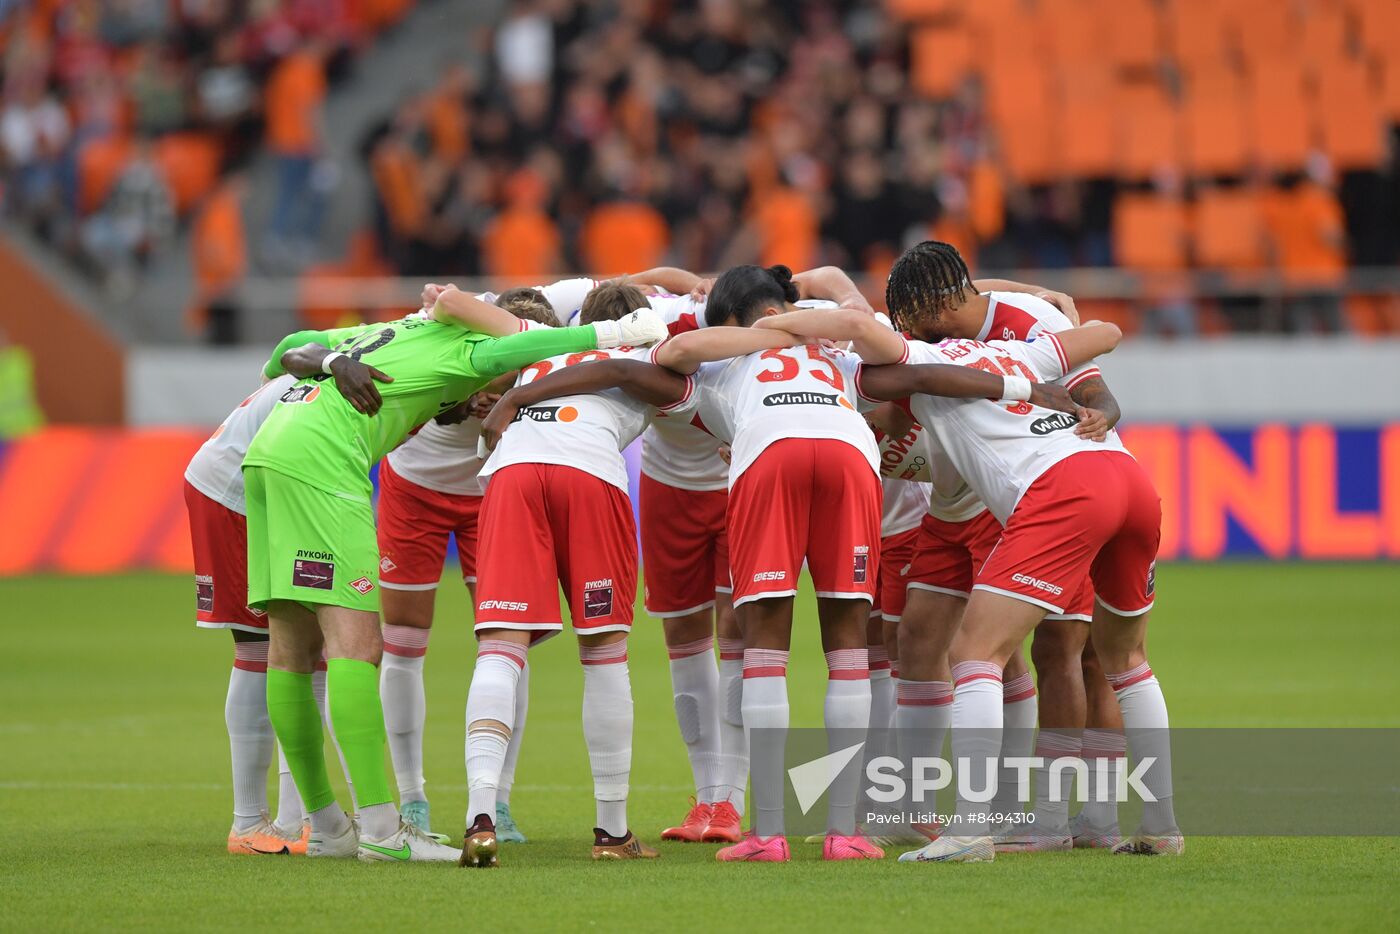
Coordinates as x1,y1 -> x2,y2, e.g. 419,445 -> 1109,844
376,460 -> 482,590
727,438 -> 881,608
976,451 -> 1160,616
473,463 -> 638,637
905,509 -> 1003,598
639,474 -> 731,617
873,526 -> 921,621
184,481 -> 266,632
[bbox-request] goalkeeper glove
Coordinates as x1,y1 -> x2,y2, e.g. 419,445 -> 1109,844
592,308 -> 668,348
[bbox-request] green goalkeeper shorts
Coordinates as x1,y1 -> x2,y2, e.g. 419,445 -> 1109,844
243,465 -> 380,614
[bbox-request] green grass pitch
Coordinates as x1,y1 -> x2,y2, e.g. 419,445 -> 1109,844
2,562 -> 1397,932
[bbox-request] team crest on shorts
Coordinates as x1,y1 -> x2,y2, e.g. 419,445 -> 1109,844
379,556 -> 397,574
350,576 -> 376,595
583,578 -> 614,619
292,550 -> 335,590
853,546 -> 870,584
195,574 -> 214,613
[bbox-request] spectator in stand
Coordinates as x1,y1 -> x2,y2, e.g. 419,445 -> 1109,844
0,72 -> 71,233
79,137 -> 175,297
1264,162 -> 1350,334
191,172 -> 248,344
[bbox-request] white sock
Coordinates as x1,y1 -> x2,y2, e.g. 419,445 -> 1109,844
716,639 -> 748,814
742,648 -> 790,838
580,641 -> 633,837
498,661 -> 529,808
988,672 -> 1037,821
380,624 -> 430,805
309,800 -> 352,837
823,648 -> 871,836
227,646 -> 273,831
949,661 -> 1004,827
465,641 -> 526,825
894,679 -> 953,763
274,744 -> 304,832
360,802 -> 399,840
313,667 -> 356,811
1031,730 -> 1081,834
868,645 -> 896,731
1079,728 -> 1125,828
667,636 -> 723,803
1108,662 -> 1177,834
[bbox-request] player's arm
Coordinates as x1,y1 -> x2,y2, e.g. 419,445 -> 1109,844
620,266 -> 701,295
432,285 -> 526,336
479,359 -> 689,450
750,306 -> 905,364
859,363 -> 1078,415
1069,374 -> 1121,442
468,310 -> 669,378
278,338 -> 396,416
1052,321 -> 1122,369
651,325 -> 801,375
794,266 -> 873,314
974,278 -> 1080,325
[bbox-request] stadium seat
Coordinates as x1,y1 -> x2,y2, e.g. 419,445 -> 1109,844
1114,191 -> 1190,270
1165,0 -> 1234,71
1247,58 -> 1313,172
1192,186 -> 1269,269
1351,0 -> 1400,63
1315,57 -> 1385,169
1378,54 -> 1400,120
911,23 -> 974,98
153,133 -> 221,216
1036,0 -> 1106,68
1102,0 -> 1164,72
1232,0 -> 1300,65
1299,2 -> 1349,69
1184,94 -> 1253,177
580,202 -> 669,278
1118,84 -> 1183,180
77,135 -> 133,215
1058,64 -> 1117,177
753,186 -> 819,270
968,157 -> 1005,241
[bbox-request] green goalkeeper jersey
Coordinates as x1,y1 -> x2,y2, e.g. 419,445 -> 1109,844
244,316 -> 601,499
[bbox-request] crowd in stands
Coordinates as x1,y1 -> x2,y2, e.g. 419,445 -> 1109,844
369,0 -> 1400,334
0,0 -> 412,305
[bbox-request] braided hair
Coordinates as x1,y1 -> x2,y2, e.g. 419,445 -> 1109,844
885,241 -> 973,333
706,264 -> 801,327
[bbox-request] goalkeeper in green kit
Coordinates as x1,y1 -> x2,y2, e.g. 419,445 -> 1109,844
243,287 -> 669,862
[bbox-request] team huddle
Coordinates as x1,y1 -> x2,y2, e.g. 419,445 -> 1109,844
184,240 -> 1181,866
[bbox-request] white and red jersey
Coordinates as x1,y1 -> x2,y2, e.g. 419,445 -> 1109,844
975,291 -> 1102,392
481,346 -> 699,494
898,334 -> 1127,524
184,375 -> 293,515
387,289 -> 593,496
912,291 -> 1109,523
641,292 -> 728,491
692,342 -> 879,484
881,476 -> 929,538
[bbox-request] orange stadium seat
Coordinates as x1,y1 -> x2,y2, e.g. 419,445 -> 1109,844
484,205 -> 562,279
911,23 -> 974,98
1165,0 -> 1234,71
968,157 -> 1005,241
1247,58 -> 1313,172
1058,65 -> 1116,177
1102,0 -> 1163,72
1315,56 -> 1385,169
1352,0 -> 1400,63
77,135 -> 132,214
1036,0 -> 1107,67
1118,84 -> 1183,180
997,109 -> 1057,184
1299,2 -> 1349,69
1377,54 -> 1400,120
1193,186 -> 1269,269
962,0 -> 1027,37
1114,191 -> 1190,270
153,132 -> 221,216
1232,0 -> 1301,65
753,186 -> 819,270
1184,98 -> 1252,177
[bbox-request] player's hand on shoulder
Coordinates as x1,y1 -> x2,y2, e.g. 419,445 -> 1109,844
480,391 -> 520,451
1035,289 -> 1079,325
468,392 -> 501,420
434,400 -> 473,426
330,356 -> 394,416
689,277 -> 716,302
1073,406 -> 1111,442
717,444 -> 732,465
1027,381 -> 1075,417
421,282 -> 457,310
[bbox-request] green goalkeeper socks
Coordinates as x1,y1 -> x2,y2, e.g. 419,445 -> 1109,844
326,658 -> 394,809
266,669 -> 336,814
